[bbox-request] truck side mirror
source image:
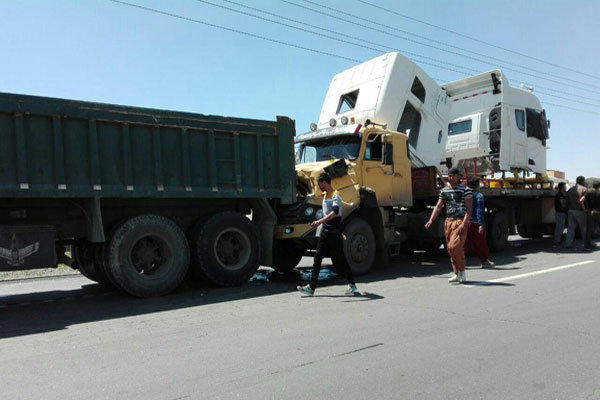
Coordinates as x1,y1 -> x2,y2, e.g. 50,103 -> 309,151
383,143 -> 394,165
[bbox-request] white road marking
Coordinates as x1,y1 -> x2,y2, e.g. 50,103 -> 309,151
465,260 -> 596,286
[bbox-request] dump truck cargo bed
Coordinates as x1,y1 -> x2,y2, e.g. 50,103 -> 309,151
0,92 -> 296,203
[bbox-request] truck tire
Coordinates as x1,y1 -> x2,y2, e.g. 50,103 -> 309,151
185,217 -> 211,283
517,224 -> 544,238
332,216 -> 376,276
190,212 -> 261,286
105,215 -> 190,297
100,220 -> 131,289
72,242 -> 110,285
516,224 -> 530,238
272,240 -> 304,273
488,211 -> 509,252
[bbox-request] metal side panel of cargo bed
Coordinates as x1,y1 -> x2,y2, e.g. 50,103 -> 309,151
0,92 -> 296,203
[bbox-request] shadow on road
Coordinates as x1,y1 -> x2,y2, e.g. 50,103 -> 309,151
302,292 -> 384,301
1,235 -> 590,339
463,281 -> 515,287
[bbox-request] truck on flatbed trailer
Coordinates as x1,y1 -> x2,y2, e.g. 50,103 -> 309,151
0,92 -> 296,296
272,52 -> 594,276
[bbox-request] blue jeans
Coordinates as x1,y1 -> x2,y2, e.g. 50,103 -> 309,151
553,212 -> 566,244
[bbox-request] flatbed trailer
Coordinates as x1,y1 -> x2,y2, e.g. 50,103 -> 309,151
403,167 -> 560,252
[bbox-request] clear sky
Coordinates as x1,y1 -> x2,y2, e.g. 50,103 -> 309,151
1,0 -> 598,179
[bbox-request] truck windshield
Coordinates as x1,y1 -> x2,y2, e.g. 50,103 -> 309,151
297,136 -> 361,164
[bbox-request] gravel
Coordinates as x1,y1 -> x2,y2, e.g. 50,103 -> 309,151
0,264 -> 80,281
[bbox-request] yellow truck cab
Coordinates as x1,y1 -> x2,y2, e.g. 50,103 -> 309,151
274,124 -> 413,275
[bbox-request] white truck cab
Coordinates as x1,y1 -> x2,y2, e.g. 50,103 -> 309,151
442,70 -> 549,175
312,52 -> 450,168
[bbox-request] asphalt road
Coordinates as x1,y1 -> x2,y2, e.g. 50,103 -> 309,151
1,236 -> 599,400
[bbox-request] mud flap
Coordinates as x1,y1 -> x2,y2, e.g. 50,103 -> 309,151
0,225 -> 57,270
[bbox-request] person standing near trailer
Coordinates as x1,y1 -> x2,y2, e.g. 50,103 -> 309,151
565,176 -> 588,249
425,168 -> 473,283
463,177 -> 495,268
553,182 -> 569,247
580,181 -> 600,250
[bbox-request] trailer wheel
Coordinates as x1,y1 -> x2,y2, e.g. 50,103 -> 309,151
272,240 -> 304,273
105,215 -> 190,297
488,211 -> 509,252
190,212 -> 261,286
72,242 -> 110,285
517,224 -> 544,238
332,216 -> 376,276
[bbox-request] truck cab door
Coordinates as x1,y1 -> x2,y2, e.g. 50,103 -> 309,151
361,133 -> 394,206
508,107 -> 528,168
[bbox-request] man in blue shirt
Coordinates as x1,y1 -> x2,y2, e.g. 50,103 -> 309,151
463,177 -> 494,268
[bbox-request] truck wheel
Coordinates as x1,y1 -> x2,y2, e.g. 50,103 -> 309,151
422,241 -> 443,254
105,215 -> 190,297
516,224 -> 530,238
272,240 -> 304,273
333,217 -> 376,276
72,242 -> 110,285
517,224 -> 543,238
488,211 -> 509,252
190,212 -> 261,286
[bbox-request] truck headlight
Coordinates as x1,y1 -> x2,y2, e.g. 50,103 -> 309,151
315,210 -> 323,219
304,207 -> 314,217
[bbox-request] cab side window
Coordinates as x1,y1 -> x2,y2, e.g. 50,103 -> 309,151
364,134 -> 382,161
411,76 -> 426,103
397,101 -> 422,149
337,89 -> 359,114
515,109 -> 525,131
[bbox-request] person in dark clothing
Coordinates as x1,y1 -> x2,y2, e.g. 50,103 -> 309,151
463,177 -> 495,268
553,182 -> 569,247
580,182 -> 600,250
297,172 -> 357,296
565,176 -> 588,248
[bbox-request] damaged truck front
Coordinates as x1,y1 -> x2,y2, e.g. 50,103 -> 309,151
273,123 -> 413,276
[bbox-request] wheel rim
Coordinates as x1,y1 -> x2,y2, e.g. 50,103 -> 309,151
130,235 -> 171,275
213,228 -> 251,271
348,233 -> 369,264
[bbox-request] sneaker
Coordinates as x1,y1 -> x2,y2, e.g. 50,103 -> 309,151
344,284 -> 358,296
481,259 -> 495,268
297,285 -> 314,296
552,243 -> 561,248
458,271 -> 467,283
448,274 -> 459,283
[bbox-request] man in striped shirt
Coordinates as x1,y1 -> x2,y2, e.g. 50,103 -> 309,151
425,168 -> 473,283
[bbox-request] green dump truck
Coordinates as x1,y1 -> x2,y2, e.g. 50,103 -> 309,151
0,92 -> 296,297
